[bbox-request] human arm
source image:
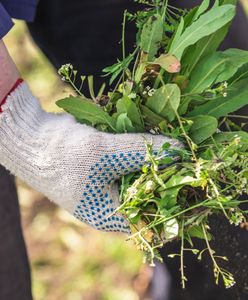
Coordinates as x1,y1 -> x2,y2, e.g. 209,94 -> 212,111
0,40 -> 182,233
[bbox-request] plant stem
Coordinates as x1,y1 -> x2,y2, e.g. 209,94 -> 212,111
67,73 -> 84,96
201,223 -> 221,285
228,114 -> 248,119
180,219 -> 186,288
122,10 -> 128,84
128,199 -> 210,240
174,110 -> 197,161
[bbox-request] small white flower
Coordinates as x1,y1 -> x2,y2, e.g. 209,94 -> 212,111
144,180 -> 155,193
127,186 -> 138,198
223,81 -> 228,88
223,92 -> 227,97
148,88 -> 156,96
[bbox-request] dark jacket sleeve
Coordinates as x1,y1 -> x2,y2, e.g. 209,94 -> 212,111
0,0 -> 38,39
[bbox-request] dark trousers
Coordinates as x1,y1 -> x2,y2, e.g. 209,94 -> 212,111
0,166 -> 32,299
1,1 -> 247,299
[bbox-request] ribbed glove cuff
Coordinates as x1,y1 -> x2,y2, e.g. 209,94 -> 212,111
0,78 -> 23,112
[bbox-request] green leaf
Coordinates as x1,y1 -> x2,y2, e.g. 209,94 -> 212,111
153,54 -> 181,73
160,175 -> 202,208
167,16 -> 184,51
140,104 -> 165,126
127,207 -> 140,219
183,7 -> 199,28
187,49 -> 248,94
116,113 -> 136,133
140,14 -> 164,60
213,131 -> 248,150
193,0 -> 210,21
169,4 -> 235,59
187,79 -> 248,119
182,0 -> 237,75
189,115 -> 218,144
213,131 -> 248,143
146,84 -> 181,121
188,225 -> 211,240
56,97 -> 116,131
102,54 -> 134,84
116,96 -> 144,131
228,62 -> 248,85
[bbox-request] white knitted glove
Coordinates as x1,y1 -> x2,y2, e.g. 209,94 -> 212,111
0,82 -> 182,233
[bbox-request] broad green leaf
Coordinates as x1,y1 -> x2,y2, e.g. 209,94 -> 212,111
228,62 -> 248,85
178,94 -> 207,116
127,207 -> 140,219
182,0 -> 237,75
140,104 -> 165,126
187,79 -> 248,118
116,113 -> 135,133
169,4 -> 235,59
182,26 -> 229,75
183,7 -> 199,28
213,131 -> 248,150
187,225 -> 211,240
187,49 -> 248,93
160,175 -> 202,208
220,0 -> 237,5
146,84 -> 181,121
116,96 -> 144,131
189,115 -> 218,144
140,14 -> 164,60
153,54 -> 181,73
167,17 -> 184,51
193,0 -> 210,21
56,97 -> 116,131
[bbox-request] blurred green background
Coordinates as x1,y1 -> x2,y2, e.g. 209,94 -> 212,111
3,1 -> 248,300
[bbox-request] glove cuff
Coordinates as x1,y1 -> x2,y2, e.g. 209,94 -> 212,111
0,78 -> 23,112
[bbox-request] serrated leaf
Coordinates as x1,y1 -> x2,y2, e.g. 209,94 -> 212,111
140,14 -> 164,60
146,84 -> 181,121
169,4 -> 235,59
56,97 -> 116,131
189,115 -> 218,144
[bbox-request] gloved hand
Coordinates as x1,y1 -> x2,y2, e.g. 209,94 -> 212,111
0,81 -> 182,233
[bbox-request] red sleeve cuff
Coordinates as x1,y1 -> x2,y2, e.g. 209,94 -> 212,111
0,78 -> 23,112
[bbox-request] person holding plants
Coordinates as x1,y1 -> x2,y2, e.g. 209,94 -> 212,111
0,1 -> 181,299
0,1 -> 248,300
